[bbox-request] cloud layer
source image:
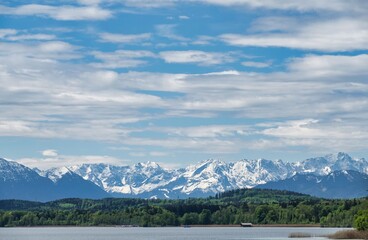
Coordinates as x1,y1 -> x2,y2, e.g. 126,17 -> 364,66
1,0 -> 367,167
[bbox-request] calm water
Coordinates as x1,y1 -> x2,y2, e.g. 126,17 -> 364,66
0,227 -> 350,240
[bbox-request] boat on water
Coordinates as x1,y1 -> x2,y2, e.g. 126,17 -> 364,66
240,223 -> 253,227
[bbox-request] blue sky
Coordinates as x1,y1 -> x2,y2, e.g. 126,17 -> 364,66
1,0 -> 367,169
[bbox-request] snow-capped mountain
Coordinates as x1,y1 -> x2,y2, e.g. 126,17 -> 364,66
1,152 -> 367,200
157,158 -> 296,198
66,161 -> 178,197
0,158 -> 56,201
0,158 -> 110,201
40,166 -> 75,183
49,152 -> 368,199
256,170 -> 368,199
229,158 -> 295,188
294,152 -> 368,175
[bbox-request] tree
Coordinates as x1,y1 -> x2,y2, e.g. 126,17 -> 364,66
181,212 -> 199,225
354,210 -> 368,231
199,209 -> 211,225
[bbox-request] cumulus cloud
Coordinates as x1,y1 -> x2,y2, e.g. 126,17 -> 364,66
145,125 -> 249,138
120,137 -> 238,154
242,61 -> 271,68
287,54 -> 368,78
0,4 -> 112,20
258,118 -> 368,152
0,41 -> 80,62
91,50 -> 156,68
200,0 -> 368,13
1,0 -> 368,158
155,24 -> 189,41
6,34 -> 56,41
159,50 -> 236,65
16,154 -> 129,170
221,17 -> 368,52
77,0 -> 102,6
1,49 -> 368,153
41,149 -> 58,157
99,32 -> 151,43
0,120 -> 34,135
0,29 -> 17,38
121,0 -> 176,8
179,15 -> 190,20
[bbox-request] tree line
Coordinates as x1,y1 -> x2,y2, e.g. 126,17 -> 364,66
0,189 -> 367,228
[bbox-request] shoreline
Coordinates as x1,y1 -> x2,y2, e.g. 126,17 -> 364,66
2,224 -> 340,228
184,224 -> 322,228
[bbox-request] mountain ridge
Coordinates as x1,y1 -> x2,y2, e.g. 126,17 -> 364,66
0,158 -> 110,202
1,152 -> 367,200
256,170 -> 368,199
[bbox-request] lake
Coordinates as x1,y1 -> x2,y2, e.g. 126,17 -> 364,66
0,227 -> 350,240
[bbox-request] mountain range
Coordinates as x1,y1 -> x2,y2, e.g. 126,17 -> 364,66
0,159 -> 109,202
0,152 -> 367,201
256,170 -> 368,199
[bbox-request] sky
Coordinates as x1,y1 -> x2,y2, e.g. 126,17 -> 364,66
0,0 -> 367,170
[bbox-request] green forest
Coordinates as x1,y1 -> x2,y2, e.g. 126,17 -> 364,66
0,189 -> 367,228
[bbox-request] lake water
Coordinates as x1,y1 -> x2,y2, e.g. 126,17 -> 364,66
0,227 -> 350,240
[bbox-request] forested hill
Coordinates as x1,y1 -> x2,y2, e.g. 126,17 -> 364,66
0,189 -> 317,211
0,189 -> 367,227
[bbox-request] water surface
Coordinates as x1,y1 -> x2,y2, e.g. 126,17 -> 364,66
0,227 -> 350,240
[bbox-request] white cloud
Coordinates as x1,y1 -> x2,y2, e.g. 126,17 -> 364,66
149,151 -> 169,157
287,54 -> 368,78
161,125 -> 250,138
258,118 -> 368,152
192,35 -> 216,45
0,36 -> 367,155
221,17 -> 368,52
0,120 -> 34,135
121,0 -> 175,8
200,0 -> 368,13
38,41 -> 76,52
0,4 -> 112,20
248,16 -> 300,33
121,137 -> 238,154
262,119 -> 322,139
0,41 -> 81,64
159,50 -> 236,65
41,149 -> 58,157
77,0 -> 102,6
155,24 -> 189,41
91,50 -> 156,68
0,29 -> 17,38
79,70 -> 118,87
202,70 -> 240,76
242,61 -> 271,68
6,34 -> 56,41
16,154 -> 129,170
179,15 -> 190,20
127,151 -> 169,158
99,32 -> 151,43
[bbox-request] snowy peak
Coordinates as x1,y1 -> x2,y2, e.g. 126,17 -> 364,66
131,161 -> 165,178
0,158 -> 42,182
134,161 -> 161,169
185,159 -> 227,177
1,152 -> 367,200
298,152 -> 368,175
325,152 -> 353,162
40,166 -> 74,183
36,152 -> 368,199
257,170 -> 368,199
178,159 -> 231,194
64,161 -> 176,196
